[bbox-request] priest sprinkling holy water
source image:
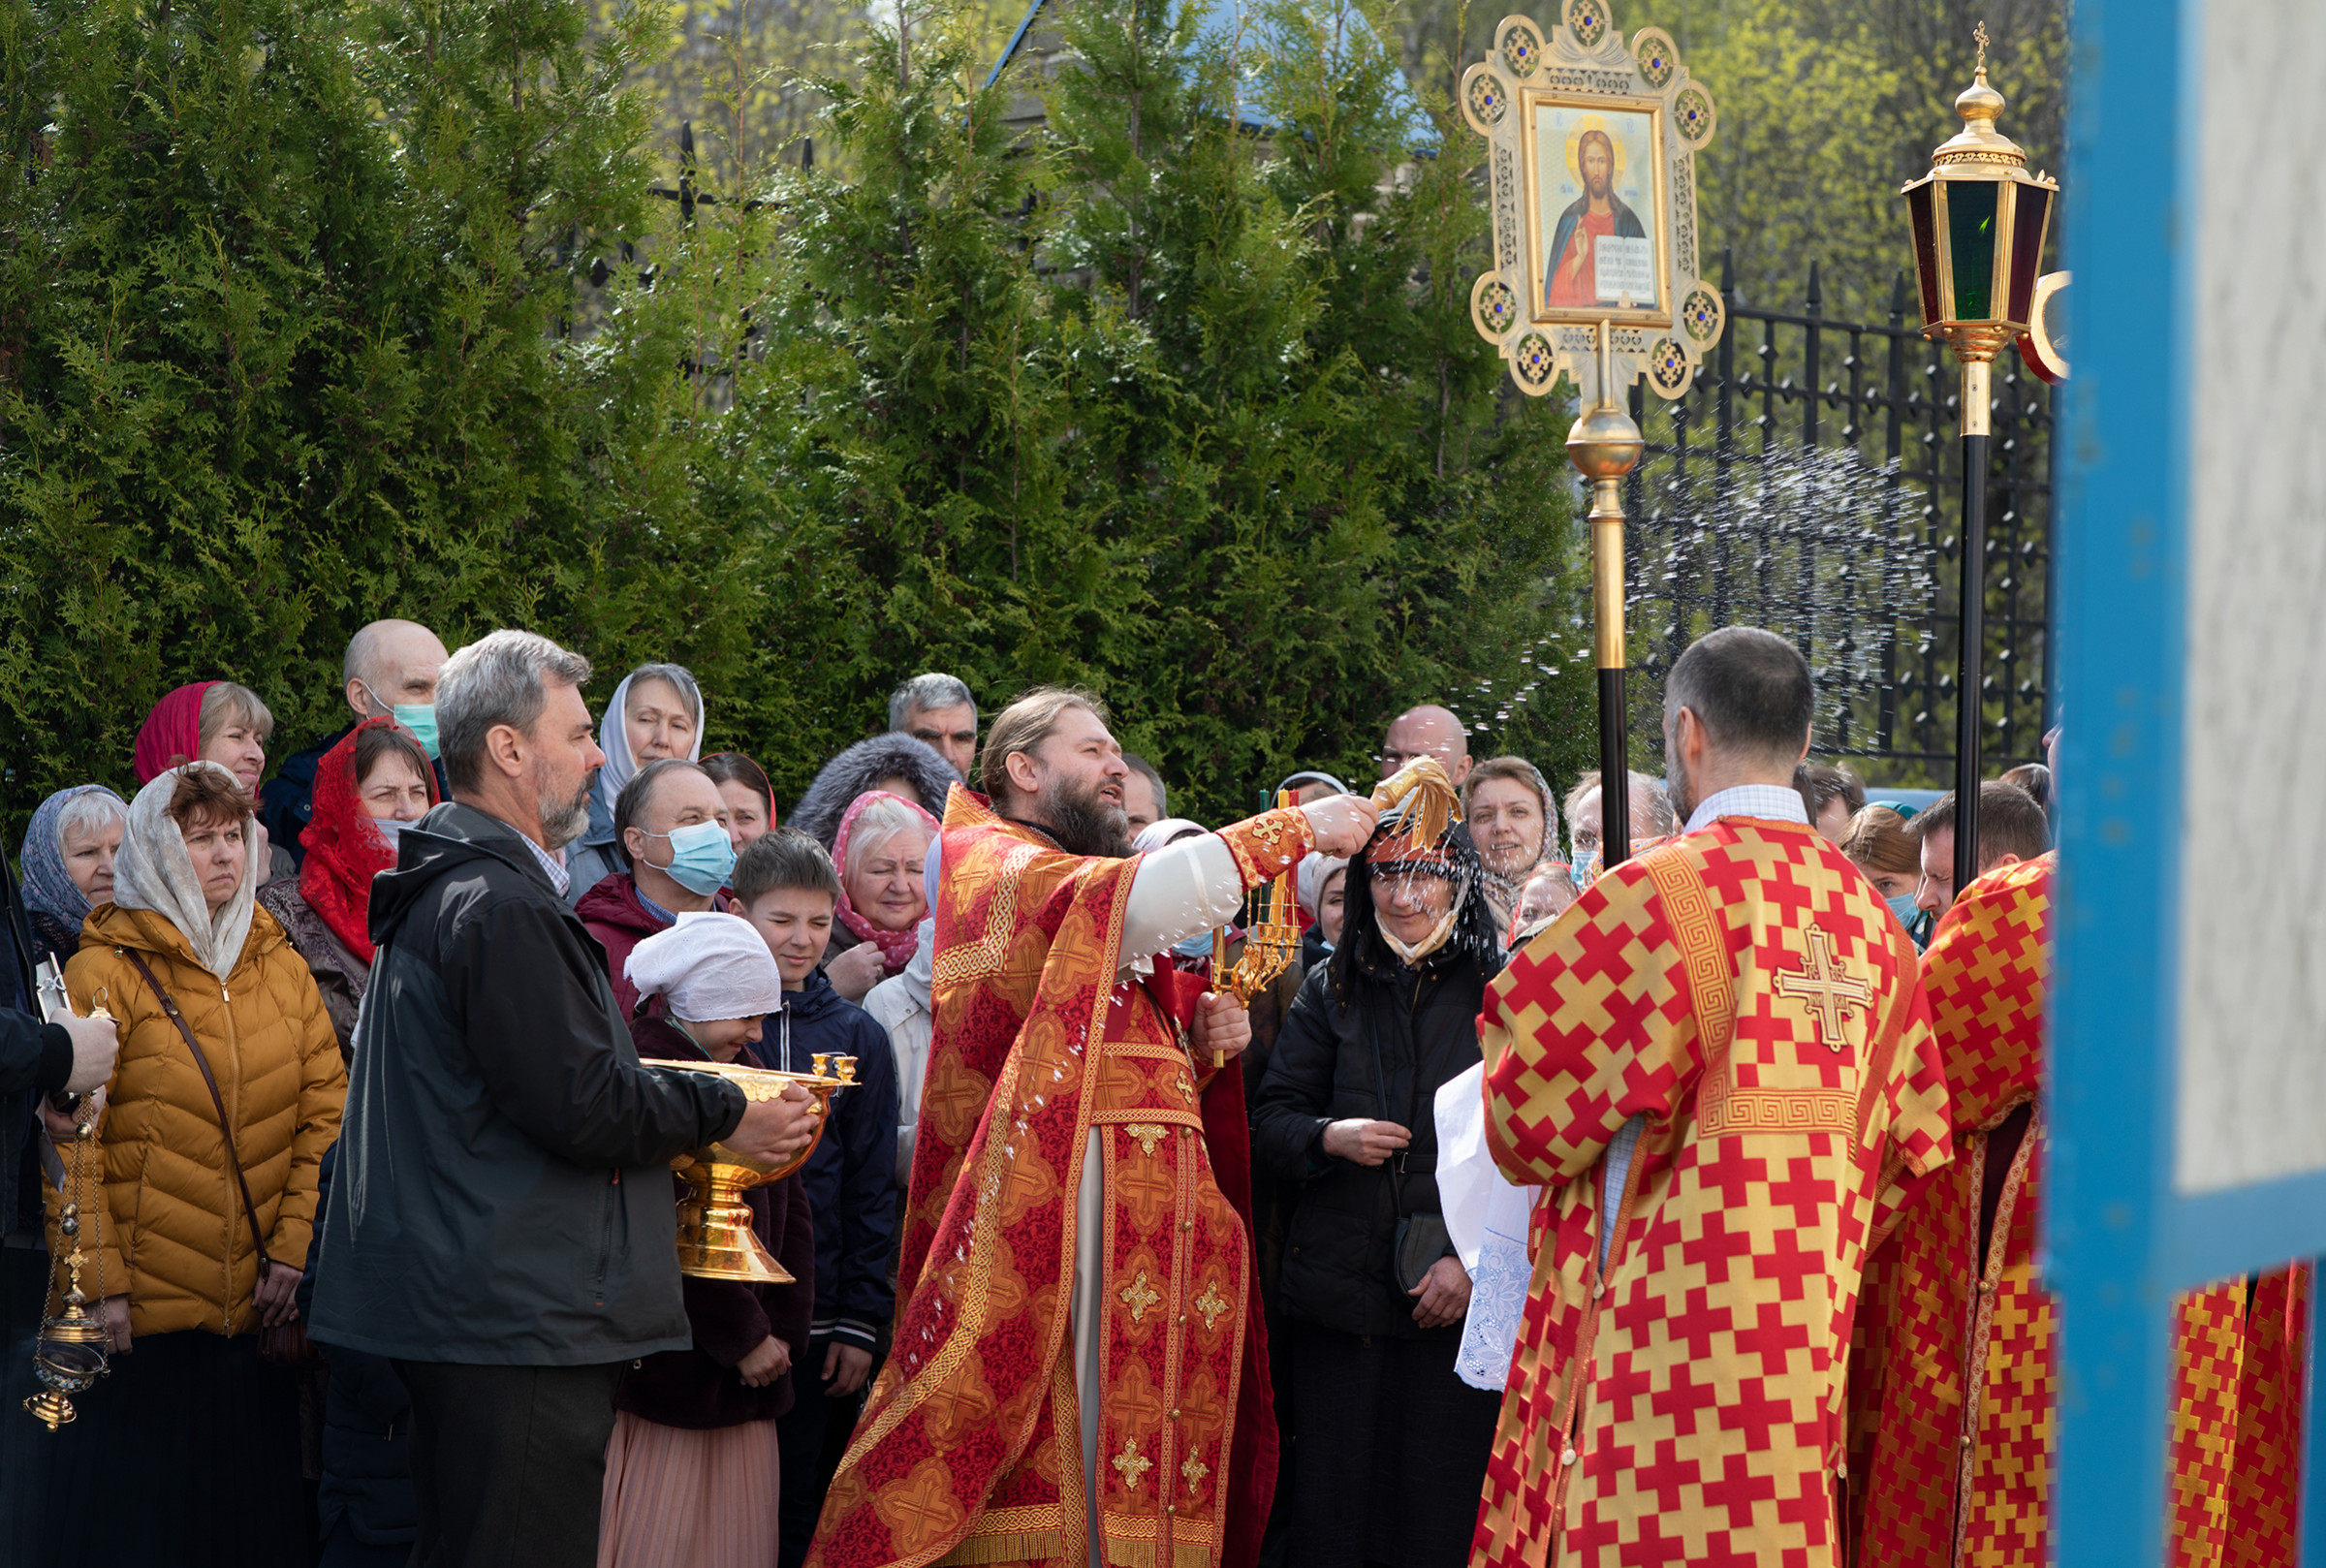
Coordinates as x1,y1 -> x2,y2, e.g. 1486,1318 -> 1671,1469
806,688 -> 1380,1568
1470,627 -> 1955,1568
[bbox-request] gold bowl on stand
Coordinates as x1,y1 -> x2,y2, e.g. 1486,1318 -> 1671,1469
658,1054 -> 856,1283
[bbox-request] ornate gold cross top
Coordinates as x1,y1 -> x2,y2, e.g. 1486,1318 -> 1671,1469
1973,20 -> 1989,70
1773,925 -> 1875,1052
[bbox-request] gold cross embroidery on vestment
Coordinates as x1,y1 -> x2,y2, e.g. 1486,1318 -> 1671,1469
1124,1123 -> 1168,1155
1194,1280 -> 1228,1332
1119,1270 -> 1161,1322
1114,1436 -> 1153,1493
1181,1448 -> 1210,1496
1772,925 -> 1875,1051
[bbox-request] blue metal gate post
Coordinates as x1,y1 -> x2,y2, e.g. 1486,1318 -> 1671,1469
2054,0 -> 2325,1562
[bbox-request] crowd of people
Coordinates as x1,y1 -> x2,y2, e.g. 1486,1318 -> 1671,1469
0,614 -> 2161,1568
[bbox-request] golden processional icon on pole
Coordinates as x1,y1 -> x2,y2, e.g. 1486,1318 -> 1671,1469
1461,0 -> 1720,402
1462,1 -> 1719,871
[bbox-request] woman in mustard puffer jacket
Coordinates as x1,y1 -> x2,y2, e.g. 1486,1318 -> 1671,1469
43,761 -> 346,1568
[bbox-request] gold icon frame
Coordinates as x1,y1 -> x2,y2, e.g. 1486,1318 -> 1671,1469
1461,2 -> 1719,401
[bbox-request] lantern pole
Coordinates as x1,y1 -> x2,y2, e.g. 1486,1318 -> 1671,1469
1567,320 -> 1645,867
1953,356 -> 1990,894
1900,22 -> 2058,898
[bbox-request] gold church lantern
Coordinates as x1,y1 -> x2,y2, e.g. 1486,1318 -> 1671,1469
1901,24 -> 2059,371
1899,22 -> 2061,897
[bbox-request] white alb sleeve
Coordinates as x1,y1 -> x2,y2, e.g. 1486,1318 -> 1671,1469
1117,833 -> 1250,977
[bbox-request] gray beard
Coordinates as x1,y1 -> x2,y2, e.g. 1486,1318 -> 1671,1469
537,766 -> 594,851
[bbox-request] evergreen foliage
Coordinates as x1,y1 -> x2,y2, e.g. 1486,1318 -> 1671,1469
1,0 -> 1586,831
0,0 -> 666,794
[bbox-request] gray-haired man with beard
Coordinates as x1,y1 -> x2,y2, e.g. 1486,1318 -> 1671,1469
310,630 -> 821,1568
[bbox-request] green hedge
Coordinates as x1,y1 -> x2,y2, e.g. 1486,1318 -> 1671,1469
0,0 -> 1591,831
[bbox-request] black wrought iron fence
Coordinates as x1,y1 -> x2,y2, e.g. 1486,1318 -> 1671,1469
1617,250 -> 2052,784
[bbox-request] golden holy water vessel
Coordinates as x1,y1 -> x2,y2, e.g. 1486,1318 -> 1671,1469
658,1053 -> 856,1284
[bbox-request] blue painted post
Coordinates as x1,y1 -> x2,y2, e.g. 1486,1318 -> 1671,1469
2047,0 -> 2180,1561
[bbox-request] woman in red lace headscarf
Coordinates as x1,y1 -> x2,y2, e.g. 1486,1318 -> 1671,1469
256,718 -> 437,1053
819,791 -> 938,1002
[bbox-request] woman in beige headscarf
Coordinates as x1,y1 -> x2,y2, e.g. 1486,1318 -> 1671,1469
45,761 -> 345,1568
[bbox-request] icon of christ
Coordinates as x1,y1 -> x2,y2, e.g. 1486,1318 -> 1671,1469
1543,128 -> 1648,308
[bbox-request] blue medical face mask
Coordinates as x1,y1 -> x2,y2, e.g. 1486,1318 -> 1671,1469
360,680 -> 440,760
393,705 -> 439,760
642,819 -> 737,896
1885,891 -> 1920,930
1172,931 -> 1215,960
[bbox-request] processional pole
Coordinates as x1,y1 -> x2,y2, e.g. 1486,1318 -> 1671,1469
1901,22 -> 2059,894
1569,324 -> 1644,867
1456,4 -> 1721,878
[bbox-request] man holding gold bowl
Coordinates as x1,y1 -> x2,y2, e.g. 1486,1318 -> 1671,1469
309,632 -> 823,1568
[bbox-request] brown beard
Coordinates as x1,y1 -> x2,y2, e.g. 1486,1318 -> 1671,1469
1663,750 -> 1697,827
1032,772 -> 1134,859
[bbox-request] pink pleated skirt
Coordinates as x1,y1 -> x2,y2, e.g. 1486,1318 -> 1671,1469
598,1410 -> 783,1568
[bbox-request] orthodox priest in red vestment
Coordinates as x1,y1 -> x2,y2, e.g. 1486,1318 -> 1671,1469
1845,854 -> 2311,1568
807,688 -> 1379,1568
1471,629 -> 1956,1568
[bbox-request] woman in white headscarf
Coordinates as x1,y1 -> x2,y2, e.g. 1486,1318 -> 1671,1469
566,662 -> 706,905
602,913 -> 813,1568
44,762 -> 345,1568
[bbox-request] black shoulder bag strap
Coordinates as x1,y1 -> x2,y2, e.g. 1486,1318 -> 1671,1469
119,951 -> 273,1277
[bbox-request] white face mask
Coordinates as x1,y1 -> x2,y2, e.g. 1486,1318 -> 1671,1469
1379,903 -> 1461,966
373,817 -> 409,853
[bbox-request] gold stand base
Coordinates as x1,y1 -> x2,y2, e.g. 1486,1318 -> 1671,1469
676,1172 -> 795,1284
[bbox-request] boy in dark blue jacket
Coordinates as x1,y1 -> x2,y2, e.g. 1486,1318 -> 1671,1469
732,831 -> 899,1568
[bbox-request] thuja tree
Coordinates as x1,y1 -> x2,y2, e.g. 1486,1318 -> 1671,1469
0,0 -> 1590,827
0,0 -> 681,805
1040,0 -> 1593,807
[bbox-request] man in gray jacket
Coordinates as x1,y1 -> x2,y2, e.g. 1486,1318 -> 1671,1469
311,631 -> 816,1568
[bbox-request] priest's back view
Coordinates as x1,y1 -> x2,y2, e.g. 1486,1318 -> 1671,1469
1471,628 -> 1955,1568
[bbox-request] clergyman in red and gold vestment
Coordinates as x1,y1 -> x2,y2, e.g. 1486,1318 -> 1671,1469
1471,628 -> 1956,1568
808,688 -> 1378,1568
1845,852 -> 2312,1568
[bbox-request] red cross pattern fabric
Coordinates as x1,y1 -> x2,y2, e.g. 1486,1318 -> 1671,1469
807,787 -> 1311,1568
1472,816 -> 1953,1568
1845,854 -> 2310,1568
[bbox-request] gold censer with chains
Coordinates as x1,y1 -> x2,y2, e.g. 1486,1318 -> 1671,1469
25,959 -> 110,1430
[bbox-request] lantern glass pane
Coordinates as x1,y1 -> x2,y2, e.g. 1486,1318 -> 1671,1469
1906,183 -> 1941,327
2008,184 -> 2053,326
1948,180 -> 1999,321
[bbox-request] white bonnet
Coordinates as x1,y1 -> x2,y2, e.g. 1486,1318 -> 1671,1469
625,911 -> 785,1021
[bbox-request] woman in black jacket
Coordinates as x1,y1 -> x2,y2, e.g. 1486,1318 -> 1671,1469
1252,810 -> 1506,1568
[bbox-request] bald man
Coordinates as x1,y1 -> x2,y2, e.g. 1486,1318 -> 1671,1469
1380,703 -> 1474,785
260,619 -> 452,869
